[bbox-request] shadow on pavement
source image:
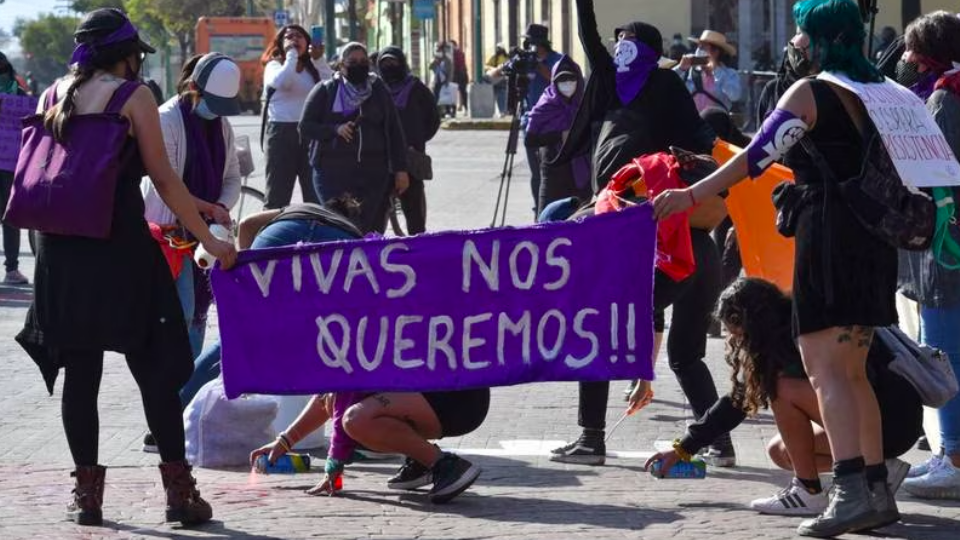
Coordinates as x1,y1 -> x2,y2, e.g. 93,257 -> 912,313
99,519 -> 288,540
0,284 -> 33,309
344,491 -> 682,531
880,512 -> 960,539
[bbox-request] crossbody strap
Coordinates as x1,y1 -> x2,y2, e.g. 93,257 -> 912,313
259,86 -> 277,150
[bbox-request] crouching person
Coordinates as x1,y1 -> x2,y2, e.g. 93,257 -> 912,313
646,279 -> 922,517
251,388 -> 490,503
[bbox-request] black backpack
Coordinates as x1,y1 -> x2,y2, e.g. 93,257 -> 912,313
800,123 -> 935,251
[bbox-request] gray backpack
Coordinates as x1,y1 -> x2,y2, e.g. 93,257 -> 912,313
876,325 -> 958,408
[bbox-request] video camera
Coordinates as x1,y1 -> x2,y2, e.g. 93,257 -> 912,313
501,46 -> 540,115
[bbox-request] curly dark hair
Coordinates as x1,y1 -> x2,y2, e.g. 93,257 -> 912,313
715,278 -> 801,416
905,11 -> 960,69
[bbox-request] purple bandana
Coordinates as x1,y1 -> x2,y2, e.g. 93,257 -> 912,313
613,38 -> 659,105
69,19 -> 138,67
333,75 -> 373,116
387,75 -> 416,109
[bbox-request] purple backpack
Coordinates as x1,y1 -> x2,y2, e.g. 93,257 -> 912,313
5,80 -> 141,239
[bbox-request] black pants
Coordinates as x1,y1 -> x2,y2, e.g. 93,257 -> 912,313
0,171 -> 21,272
264,122 -> 320,209
524,135 -> 542,218
713,216 -> 741,291
399,177 -> 427,235
62,350 -> 187,465
578,230 -> 724,429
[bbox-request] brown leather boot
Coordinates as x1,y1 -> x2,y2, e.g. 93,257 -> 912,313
159,460 -> 212,525
67,465 -> 105,526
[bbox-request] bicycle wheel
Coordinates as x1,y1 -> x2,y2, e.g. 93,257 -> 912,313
387,197 -> 406,237
232,185 -> 266,225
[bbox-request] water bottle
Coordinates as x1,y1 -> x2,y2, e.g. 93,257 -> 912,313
194,224 -> 232,270
255,453 -> 312,474
650,458 -> 707,479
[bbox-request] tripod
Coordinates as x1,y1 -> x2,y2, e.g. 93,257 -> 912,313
861,0 -> 879,58
490,88 -> 526,228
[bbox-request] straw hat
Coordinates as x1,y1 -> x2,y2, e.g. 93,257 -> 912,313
689,30 -> 737,56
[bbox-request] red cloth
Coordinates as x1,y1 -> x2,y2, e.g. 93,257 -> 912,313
148,222 -> 189,279
596,152 -> 696,282
936,71 -> 960,97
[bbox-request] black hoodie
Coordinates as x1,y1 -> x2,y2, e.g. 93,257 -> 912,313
553,0 -> 715,192
378,46 -> 441,153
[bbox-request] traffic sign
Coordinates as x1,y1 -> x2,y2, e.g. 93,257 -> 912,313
274,10 -> 290,27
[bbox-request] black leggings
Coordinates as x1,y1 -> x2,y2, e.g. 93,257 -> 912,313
712,216 -> 742,291
578,230 -> 724,429
62,350 -> 187,465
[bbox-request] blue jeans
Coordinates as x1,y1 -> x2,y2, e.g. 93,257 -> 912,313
173,259 -> 206,358
178,219 -> 356,408
920,304 -> 960,455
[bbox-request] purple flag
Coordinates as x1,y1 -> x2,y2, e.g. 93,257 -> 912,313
212,205 -> 657,399
0,94 -> 39,173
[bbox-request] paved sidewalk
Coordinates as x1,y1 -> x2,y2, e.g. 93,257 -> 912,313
0,125 -> 957,539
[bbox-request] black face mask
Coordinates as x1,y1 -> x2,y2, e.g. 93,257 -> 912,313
379,64 -> 405,84
785,43 -> 812,78
345,63 -> 370,85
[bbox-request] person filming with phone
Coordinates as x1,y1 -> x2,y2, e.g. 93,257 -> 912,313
675,30 -> 742,113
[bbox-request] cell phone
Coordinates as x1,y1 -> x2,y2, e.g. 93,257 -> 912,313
311,26 -> 324,47
690,56 -> 709,66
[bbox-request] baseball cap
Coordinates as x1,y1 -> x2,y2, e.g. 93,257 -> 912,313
75,8 -> 155,56
190,53 -> 242,117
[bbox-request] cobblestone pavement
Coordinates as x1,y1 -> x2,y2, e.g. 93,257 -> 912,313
0,120 -> 957,539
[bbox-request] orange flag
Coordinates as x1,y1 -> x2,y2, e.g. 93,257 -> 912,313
713,140 -> 795,292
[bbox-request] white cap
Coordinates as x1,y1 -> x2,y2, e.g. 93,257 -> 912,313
190,52 -> 242,116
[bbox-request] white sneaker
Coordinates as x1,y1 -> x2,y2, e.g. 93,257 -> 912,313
907,453 -> 943,479
903,457 -> 960,500
749,478 -> 828,516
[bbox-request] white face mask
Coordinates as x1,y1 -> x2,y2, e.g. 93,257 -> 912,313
557,81 -> 577,98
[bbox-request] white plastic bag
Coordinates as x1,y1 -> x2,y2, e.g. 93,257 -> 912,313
437,83 -> 457,106
184,377 -> 279,468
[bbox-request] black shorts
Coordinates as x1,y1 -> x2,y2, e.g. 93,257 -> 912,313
423,388 -> 491,438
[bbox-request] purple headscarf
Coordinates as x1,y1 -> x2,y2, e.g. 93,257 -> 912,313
526,56 -> 591,189
613,38 -> 659,105
177,97 -> 225,205
69,19 -> 138,67
527,56 -> 583,135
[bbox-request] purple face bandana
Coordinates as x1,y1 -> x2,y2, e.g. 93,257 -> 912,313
69,19 -> 138,67
613,38 -> 659,105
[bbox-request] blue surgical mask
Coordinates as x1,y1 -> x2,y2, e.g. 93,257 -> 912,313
194,98 -> 218,120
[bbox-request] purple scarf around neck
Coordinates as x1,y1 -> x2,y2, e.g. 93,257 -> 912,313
387,75 -> 416,109
613,38 -> 659,105
178,97 -> 225,204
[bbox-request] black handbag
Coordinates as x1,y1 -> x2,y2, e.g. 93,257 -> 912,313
406,147 -> 434,180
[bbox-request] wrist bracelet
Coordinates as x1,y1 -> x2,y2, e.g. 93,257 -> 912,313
278,433 -> 292,451
325,457 -> 345,474
687,189 -> 697,207
672,439 -> 693,462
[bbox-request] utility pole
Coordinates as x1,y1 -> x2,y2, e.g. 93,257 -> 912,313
347,0 -> 358,41
247,0 -> 255,16
325,0 -> 337,58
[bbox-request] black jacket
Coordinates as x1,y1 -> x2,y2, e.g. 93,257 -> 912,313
554,0 -> 715,192
299,77 -> 408,173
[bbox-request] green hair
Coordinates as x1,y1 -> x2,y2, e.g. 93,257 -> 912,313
793,0 -> 883,83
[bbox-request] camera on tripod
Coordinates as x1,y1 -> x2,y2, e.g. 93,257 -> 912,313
501,46 -> 538,116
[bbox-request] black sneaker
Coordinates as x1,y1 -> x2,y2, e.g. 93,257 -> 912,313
387,457 -> 433,491
142,433 -> 158,454
428,453 -> 481,504
917,435 -> 931,452
549,437 -> 605,465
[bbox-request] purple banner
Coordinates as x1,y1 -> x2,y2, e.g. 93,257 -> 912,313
212,205 -> 657,399
0,94 -> 38,173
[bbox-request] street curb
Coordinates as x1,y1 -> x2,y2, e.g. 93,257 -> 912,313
442,118 -> 512,131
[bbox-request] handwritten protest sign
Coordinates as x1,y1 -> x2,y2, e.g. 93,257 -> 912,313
0,94 -> 38,172
819,72 -> 960,188
212,205 -> 657,399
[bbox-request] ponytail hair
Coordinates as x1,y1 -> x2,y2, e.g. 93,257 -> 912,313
43,37 -> 141,142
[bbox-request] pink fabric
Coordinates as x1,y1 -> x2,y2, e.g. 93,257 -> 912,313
328,392 -> 363,462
